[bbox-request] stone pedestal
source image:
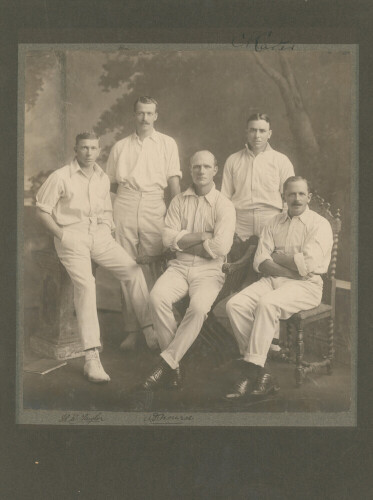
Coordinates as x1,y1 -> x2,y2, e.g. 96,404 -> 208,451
30,246 -> 85,360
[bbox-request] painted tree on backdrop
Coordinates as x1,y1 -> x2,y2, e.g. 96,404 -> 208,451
93,51 -> 340,198
25,51 -> 67,199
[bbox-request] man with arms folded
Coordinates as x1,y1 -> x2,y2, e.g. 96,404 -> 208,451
106,96 -> 182,351
224,176 -> 333,399
36,132 -> 154,383
139,150 -> 236,390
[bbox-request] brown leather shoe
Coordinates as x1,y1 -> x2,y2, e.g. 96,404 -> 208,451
224,376 -> 251,400
251,373 -> 280,396
142,359 -> 173,391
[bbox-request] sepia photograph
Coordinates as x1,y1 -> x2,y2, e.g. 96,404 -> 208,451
18,43 -> 357,426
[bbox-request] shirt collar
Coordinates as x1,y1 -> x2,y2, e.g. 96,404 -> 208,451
70,158 -> 104,178
183,183 -> 218,206
132,129 -> 160,144
245,142 -> 272,156
280,205 -> 311,224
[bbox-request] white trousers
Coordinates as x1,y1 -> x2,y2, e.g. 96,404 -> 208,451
113,186 -> 166,332
235,206 -> 281,241
54,222 -> 152,350
226,276 -> 322,367
150,261 -> 225,369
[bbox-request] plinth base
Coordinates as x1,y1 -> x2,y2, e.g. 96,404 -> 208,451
30,335 -> 85,360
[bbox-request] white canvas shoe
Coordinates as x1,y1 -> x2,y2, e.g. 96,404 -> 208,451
84,349 -> 110,383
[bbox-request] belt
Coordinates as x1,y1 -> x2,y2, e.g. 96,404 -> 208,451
117,185 -> 164,199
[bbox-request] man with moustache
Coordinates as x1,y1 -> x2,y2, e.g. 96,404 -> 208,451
140,150 -> 236,391
36,132 -> 154,383
224,176 -> 333,399
106,96 -> 182,351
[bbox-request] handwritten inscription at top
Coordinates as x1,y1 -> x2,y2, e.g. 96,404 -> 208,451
232,31 -> 295,51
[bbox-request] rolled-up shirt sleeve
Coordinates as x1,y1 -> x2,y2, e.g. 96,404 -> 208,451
253,224 -> 276,272
203,198 -> 236,259
166,139 -> 182,180
36,171 -> 63,214
293,219 -> 333,276
162,196 -> 187,250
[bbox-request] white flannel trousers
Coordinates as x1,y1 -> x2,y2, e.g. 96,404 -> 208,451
150,261 -> 225,369
54,221 -> 152,350
235,206 -> 281,241
226,276 -> 323,367
113,186 -> 166,332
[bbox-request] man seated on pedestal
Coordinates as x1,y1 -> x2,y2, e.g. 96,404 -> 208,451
36,132 -> 155,383
224,176 -> 333,399
139,150 -> 236,390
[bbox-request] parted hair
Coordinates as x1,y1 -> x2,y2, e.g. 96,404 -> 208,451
134,96 -> 158,112
246,113 -> 271,128
283,175 -> 311,194
75,131 -> 100,145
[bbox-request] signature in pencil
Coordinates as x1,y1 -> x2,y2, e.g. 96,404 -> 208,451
58,412 -> 104,424
144,412 -> 194,425
232,30 -> 295,51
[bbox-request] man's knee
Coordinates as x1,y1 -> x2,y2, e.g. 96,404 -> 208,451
226,295 -> 242,318
257,294 -> 277,312
188,298 -> 212,318
150,286 -> 171,311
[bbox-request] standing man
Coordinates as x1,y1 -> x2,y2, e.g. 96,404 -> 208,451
221,112 -> 295,244
106,96 -> 182,351
224,176 -> 333,399
221,112 -> 295,352
140,151 -> 236,390
36,132 -> 154,383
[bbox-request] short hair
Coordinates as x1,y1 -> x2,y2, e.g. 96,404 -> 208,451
190,150 -> 218,168
283,176 -> 311,194
246,113 -> 271,128
75,131 -> 100,146
133,96 -> 158,113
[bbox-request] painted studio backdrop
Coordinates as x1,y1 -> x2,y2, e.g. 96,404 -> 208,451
22,46 -> 355,364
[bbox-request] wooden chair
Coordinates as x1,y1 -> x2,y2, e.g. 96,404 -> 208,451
281,194 -> 342,386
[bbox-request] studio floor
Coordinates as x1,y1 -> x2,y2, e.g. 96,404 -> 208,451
22,310 -> 352,415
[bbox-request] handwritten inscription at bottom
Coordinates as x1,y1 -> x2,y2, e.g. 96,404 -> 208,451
144,413 -> 194,425
58,412 -> 104,424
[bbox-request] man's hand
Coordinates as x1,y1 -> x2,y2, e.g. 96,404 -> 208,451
259,259 -> 301,280
201,231 -> 213,242
36,208 -> 64,240
178,231 -> 213,250
271,251 -> 299,272
182,243 -> 212,259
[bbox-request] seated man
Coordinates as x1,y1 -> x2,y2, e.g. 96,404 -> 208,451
36,132 -> 155,383
224,176 -> 333,399
140,150 -> 236,390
